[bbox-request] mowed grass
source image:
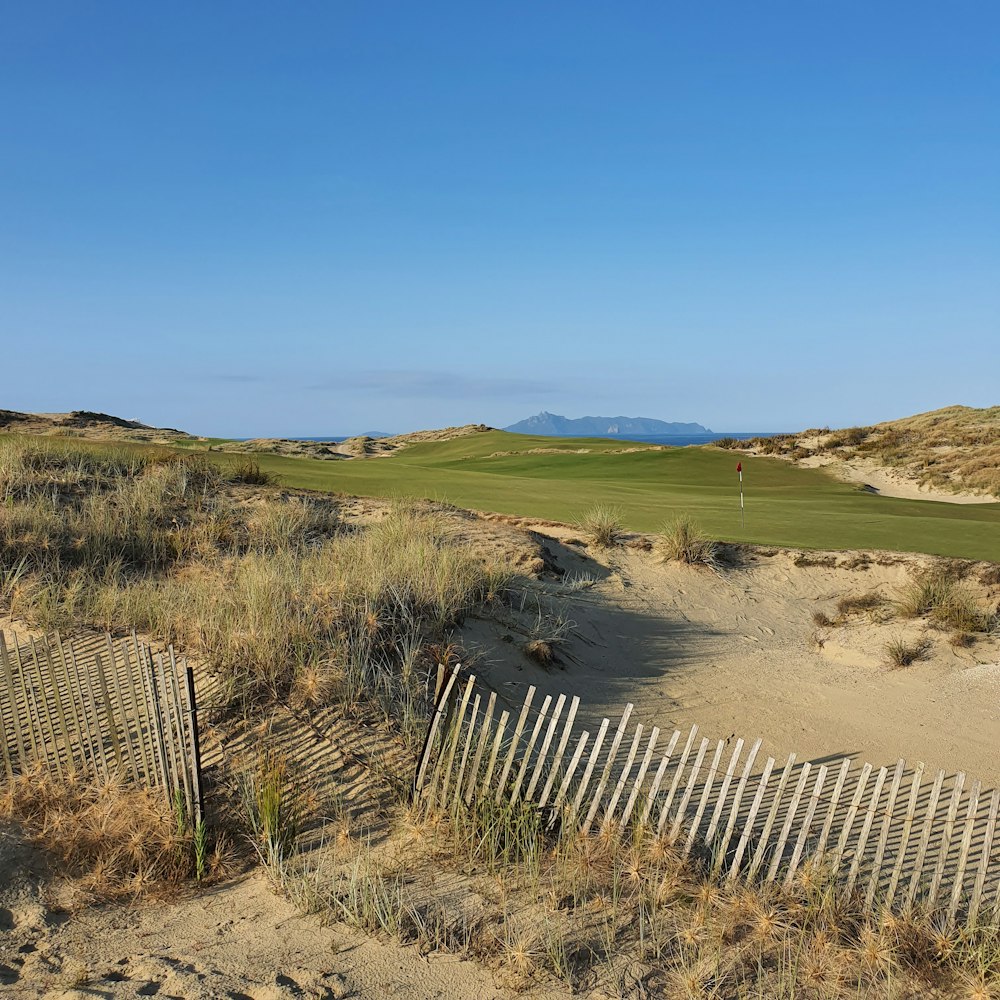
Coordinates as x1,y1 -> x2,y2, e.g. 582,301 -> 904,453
197,431 -> 1000,562
4,430 -> 998,560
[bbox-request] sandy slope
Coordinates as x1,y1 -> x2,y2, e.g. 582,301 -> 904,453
462,525 -> 1000,785
3,511 -> 999,996
800,453 -> 999,504
0,832 -> 567,1000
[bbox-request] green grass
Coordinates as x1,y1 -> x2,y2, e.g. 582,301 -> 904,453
192,431 -> 1000,562
6,430 -> 1000,560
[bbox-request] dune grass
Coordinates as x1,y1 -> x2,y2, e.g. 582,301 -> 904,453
655,517 -> 720,567
0,436 -> 510,719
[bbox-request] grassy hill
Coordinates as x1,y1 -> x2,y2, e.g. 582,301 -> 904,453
725,405 -> 1000,498
200,430 -> 1000,561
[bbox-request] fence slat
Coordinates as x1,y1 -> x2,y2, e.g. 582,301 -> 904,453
511,694 -> 552,802
864,759 -> 906,908
49,635 -> 90,775
685,739 -> 725,854
714,737 -> 763,867
747,754 -> 797,882
814,759 -> 851,860
582,704 -> 634,833
52,634 -> 92,775
704,738 -> 744,847
927,772 -> 966,910
602,723 -> 644,831
538,695 -> 579,808
495,686 -> 536,802
784,764 -> 828,887
526,693 -> 566,801
0,633 -> 26,767
946,779 -> 981,927
885,762 -> 925,909
28,639 -> 63,777
551,730 -> 590,819
767,762 -> 812,883
453,692 -> 480,810
846,765 -> 888,893
465,692 -> 497,806
728,757 -> 776,881
438,675 -> 476,806
905,769 -> 946,909
621,726 -> 660,829
42,636 -> 81,774
669,737 -> 711,843
569,717 -> 610,821
414,663 -> 460,793
655,725 -> 699,836
830,762 -> 874,878
105,635 -> 140,782
967,790 -> 999,926
11,635 -> 41,765
482,709 -> 511,796
639,729 -> 681,828
122,639 -> 154,784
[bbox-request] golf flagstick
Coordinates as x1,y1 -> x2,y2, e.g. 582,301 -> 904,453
737,461 -> 744,529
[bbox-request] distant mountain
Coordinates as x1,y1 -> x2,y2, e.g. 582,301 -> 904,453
505,412 -> 712,437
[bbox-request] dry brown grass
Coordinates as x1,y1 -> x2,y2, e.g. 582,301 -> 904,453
656,517 -> 720,568
0,770 -> 224,898
0,438 -> 512,722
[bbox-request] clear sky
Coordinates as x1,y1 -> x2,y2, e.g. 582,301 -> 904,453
3,2 -> 997,437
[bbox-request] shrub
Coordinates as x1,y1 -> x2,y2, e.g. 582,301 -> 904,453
230,459 -> 277,486
656,518 -> 719,568
885,637 -> 929,668
577,504 -> 624,548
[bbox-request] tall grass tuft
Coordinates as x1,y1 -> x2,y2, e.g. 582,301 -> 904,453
655,517 -> 719,568
240,749 -> 299,876
896,569 -> 996,634
577,504 -> 625,547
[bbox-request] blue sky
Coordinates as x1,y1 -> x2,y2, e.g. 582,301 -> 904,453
2,2 -> 997,436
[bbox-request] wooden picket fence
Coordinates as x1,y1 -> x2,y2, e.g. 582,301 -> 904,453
416,666 -> 1000,928
0,630 -> 204,825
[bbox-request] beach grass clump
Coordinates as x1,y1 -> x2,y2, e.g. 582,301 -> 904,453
229,458 -> 278,486
240,749 -> 299,876
577,504 -> 624,548
834,590 -> 886,621
0,770 -> 214,896
885,637 -> 929,668
895,569 -> 996,634
655,517 -> 719,568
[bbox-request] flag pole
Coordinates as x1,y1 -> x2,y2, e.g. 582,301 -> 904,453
737,461 -> 744,530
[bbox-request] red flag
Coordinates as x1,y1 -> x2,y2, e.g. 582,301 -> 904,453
736,461 -> 742,473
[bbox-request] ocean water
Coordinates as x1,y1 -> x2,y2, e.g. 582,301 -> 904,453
287,431 -> 788,446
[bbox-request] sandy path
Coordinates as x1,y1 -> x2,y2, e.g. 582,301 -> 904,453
0,836 -> 570,1000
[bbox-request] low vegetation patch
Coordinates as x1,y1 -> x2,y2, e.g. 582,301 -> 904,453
896,569 -> 997,635
885,637 -> 930,668
286,792 -> 1000,998
655,517 -> 719,568
834,591 -> 887,621
577,504 -> 624,548
0,437 -> 512,723
1,771 -> 223,898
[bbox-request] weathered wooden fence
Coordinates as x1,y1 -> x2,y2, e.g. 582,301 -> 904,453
0,630 -> 204,825
416,666 -> 1000,928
